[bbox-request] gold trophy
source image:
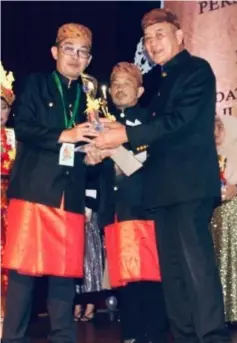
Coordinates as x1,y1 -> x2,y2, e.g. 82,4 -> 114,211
81,73 -> 104,131
99,85 -> 116,121
81,73 -> 97,98
98,85 -> 143,177
75,73 -> 103,153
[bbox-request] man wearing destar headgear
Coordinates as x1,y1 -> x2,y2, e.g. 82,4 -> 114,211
94,8 -> 230,343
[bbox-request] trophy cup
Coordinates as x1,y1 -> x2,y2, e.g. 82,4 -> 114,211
81,73 -> 104,131
75,73 -> 103,153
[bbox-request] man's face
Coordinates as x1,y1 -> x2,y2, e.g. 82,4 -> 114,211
144,22 -> 183,66
109,72 -> 144,109
51,37 -> 92,80
1,98 -> 11,126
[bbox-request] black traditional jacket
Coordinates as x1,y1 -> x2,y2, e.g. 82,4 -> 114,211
8,71 -> 113,217
113,104 -> 149,221
127,50 -> 220,208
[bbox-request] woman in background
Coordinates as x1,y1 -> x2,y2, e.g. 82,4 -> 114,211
74,162 -> 113,322
211,115 -> 237,323
74,201 -> 103,322
1,62 -> 16,321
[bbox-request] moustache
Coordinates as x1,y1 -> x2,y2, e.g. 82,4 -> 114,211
115,92 -> 126,98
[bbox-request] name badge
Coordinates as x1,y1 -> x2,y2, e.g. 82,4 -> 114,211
59,143 -> 75,167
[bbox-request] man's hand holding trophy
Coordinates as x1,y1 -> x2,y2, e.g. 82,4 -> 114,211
77,73 -> 142,176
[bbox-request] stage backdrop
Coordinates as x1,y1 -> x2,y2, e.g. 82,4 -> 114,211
164,1 -> 237,120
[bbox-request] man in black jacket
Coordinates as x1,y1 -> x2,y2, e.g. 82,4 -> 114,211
105,62 -> 168,343
94,9 -> 230,343
2,23 -> 98,343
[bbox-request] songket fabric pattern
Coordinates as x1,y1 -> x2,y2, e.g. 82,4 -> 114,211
1,179 -> 10,321
211,197 -> 237,323
105,220 -> 161,288
76,213 -> 103,294
3,199 -> 85,277
1,128 -> 15,320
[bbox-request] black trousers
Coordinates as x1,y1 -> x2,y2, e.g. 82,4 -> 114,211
146,198 -> 230,343
2,270 -> 76,343
119,281 -> 169,343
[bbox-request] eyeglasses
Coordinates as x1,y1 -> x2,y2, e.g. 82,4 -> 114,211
59,44 -> 91,59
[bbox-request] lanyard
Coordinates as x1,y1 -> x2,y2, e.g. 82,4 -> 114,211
53,71 -> 81,129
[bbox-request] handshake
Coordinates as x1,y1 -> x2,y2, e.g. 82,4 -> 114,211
84,144 -> 114,166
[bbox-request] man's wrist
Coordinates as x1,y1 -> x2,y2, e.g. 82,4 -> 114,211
58,129 -> 73,143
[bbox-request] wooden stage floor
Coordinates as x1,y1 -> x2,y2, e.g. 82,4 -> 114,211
25,314 -> 237,343
29,314 -> 121,343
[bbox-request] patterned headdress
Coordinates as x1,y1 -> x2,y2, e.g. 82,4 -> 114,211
142,8 -> 180,31
110,62 -> 143,86
56,23 -> 92,48
0,62 -> 15,106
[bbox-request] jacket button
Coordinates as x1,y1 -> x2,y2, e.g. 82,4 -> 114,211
66,171 -> 69,175
114,186 -> 118,191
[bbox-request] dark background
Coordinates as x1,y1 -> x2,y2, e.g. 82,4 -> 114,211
2,1 -> 161,109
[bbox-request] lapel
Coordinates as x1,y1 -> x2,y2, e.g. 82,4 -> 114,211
148,50 -> 192,118
76,84 -> 87,124
120,106 -> 142,126
46,73 -> 65,128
